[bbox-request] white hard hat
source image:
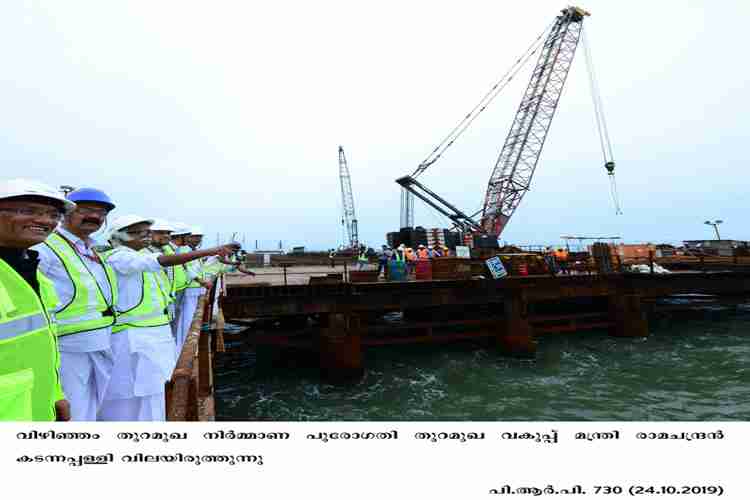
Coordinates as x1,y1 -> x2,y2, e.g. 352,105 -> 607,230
189,225 -> 204,236
110,214 -> 154,233
171,222 -> 191,236
0,178 -> 76,212
150,218 -> 174,232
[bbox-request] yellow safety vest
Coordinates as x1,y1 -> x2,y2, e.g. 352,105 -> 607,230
42,233 -> 117,336
104,248 -> 171,333
0,258 -> 64,421
161,245 -> 190,293
185,257 -> 205,289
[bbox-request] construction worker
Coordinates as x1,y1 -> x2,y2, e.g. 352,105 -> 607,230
395,244 -> 406,262
168,223 -> 193,339
0,179 -> 71,421
417,244 -> 429,260
328,249 -> 335,268
145,219 -> 176,319
378,245 -> 389,276
166,223 -> 195,355
555,248 -> 569,274
432,244 -> 443,258
178,226 -> 213,358
405,246 -> 416,274
99,215 -> 238,421
33,187 -> 118,421
357,246 -> 368,270
545,246 -> 559,274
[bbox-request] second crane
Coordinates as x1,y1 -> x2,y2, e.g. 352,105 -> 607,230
338,146 -> 359,251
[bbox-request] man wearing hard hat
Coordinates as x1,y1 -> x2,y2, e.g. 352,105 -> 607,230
177,226 -> 212,357
33,187 -> 118,421
0,179 -> 71,421
164,223 -> 194,353
99,215 -> 238,421
146,219 -> 177,321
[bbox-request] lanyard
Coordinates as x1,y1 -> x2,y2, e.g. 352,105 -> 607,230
53,231 -> 115,315
55,231 -> 103,265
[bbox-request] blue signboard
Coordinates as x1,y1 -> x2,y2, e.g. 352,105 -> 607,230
485,256 -> 508,279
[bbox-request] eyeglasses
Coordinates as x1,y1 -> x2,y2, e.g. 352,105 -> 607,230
74,206 -> 109,217
125,229 -> 151,237
0,207 -> 64,222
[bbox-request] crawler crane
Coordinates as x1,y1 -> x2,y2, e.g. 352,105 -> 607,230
397,6 -> 620,247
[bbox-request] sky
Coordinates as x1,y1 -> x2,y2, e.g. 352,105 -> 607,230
1,1 -> 748,251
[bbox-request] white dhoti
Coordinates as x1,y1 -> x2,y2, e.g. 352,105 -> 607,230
59,350 -> 114,421
98,325 -> 176,422
176,288 -> 202,358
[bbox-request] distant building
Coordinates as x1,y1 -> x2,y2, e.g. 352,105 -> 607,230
247,249 -> 285,267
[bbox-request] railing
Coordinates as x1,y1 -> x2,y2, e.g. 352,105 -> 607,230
165,291 -> 215,421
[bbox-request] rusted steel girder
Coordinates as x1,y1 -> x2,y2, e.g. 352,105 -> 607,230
221,272 -> 750,320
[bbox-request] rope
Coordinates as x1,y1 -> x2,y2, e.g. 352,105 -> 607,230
582,26 -> 622,214
412,20 -> 556,178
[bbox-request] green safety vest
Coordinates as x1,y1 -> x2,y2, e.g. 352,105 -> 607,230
43,233 -> 118,337
185,257 -> 205,289
0,258 -> 64,421
104,248 -> 171,333
161,245 -> 190,293
146,246 -> 174,305
203,258 -> 231,278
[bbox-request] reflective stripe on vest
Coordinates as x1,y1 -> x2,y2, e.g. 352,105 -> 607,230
0,259 -> 61,421
43,233 -> 117,336
0,313 -> 48,341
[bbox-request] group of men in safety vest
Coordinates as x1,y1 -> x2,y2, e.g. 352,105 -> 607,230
0,178 -> 243,421
378,243 -> 451,276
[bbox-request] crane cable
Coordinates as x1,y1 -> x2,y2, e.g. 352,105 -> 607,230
412,20 -> 556,178
582,26 -> 622,215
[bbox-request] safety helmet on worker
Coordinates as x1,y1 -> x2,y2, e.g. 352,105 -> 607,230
0,178 -> 75,212
66,187 -> 115,212
150,218 -> 174,232
109,215 -> 154,233
171,222 -> 191,236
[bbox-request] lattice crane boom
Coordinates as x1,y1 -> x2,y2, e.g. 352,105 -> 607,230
481,6 -> 589,235
338,146 -> 359,249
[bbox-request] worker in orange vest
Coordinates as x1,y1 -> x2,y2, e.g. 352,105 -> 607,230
417,245 -> 429,260
555,248 -> 569,274
405,247 -> 417,274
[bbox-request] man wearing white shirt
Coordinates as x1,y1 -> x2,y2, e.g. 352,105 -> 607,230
33,187 -> 118,421
100,215 -> 238,421
168,223 -> 193,344
177,226 -> 212,358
